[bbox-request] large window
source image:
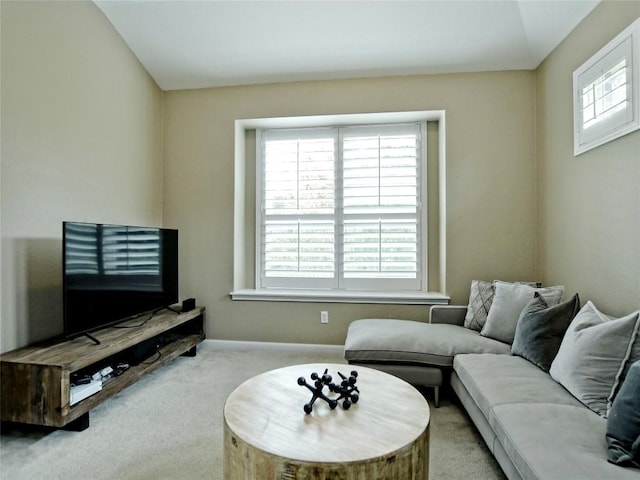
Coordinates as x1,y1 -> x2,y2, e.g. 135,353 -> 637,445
232,111 -> 448,304
257,123 -> 425,292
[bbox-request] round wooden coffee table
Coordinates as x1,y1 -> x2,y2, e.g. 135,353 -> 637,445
223,363 -> 430,479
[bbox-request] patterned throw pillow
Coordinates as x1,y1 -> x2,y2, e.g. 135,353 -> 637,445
464,280 -> 494,331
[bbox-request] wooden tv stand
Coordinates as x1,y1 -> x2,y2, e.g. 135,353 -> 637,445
0,306 -> 205,431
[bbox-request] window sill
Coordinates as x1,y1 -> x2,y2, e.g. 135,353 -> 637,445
230,289 -> 450,305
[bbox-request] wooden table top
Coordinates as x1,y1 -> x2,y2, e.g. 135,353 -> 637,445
223,363 -> 430,464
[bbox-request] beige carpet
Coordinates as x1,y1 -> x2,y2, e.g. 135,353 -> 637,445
0,342 -> 505,479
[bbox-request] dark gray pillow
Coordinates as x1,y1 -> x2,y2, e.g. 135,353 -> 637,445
511,292 -> 580,371
606,360 -> 640,468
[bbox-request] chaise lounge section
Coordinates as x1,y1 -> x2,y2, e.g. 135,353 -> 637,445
344,306 -> 511,407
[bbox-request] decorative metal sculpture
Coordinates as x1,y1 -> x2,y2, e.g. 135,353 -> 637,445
297,368 -> 359,414
331,371 -> 360,410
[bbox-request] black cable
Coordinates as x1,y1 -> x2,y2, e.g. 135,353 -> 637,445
141,349 -> 162,365
111,308 -> 160,329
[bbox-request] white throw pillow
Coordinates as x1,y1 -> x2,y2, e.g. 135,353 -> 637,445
480,281 -> 564,344
549,301 -> 640,417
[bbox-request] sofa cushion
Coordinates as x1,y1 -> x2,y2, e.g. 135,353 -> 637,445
606,360 -> 640,468
480,281 -> 564,344
550,301 -> 640,417
511,293 -> 580,372
453,354 -> 584,423
344,319 -> 511,368
491,403 -> 640,480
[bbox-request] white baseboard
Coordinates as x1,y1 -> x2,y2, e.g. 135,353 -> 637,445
200,338 -> 344,355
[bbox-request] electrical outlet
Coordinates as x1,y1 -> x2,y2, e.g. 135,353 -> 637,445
320,311 -> 329,324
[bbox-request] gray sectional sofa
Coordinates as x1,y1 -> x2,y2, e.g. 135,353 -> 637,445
344,304 -> 640,480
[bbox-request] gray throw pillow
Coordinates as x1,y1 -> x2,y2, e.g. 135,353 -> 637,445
550,301 -> 640,417
480,281 -> 564,344
464,280 -> 540,332
606,360 -> 640,468
511,292 -> 580,371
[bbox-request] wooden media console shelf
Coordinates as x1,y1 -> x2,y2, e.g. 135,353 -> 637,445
0,306 -> 205,431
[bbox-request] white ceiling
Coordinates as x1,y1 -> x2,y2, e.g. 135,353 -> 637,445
94,0 -> 600,91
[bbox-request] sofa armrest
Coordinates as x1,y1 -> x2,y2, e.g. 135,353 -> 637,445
429,305 -> 467,325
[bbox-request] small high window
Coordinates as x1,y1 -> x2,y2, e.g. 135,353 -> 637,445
574,18 -> 640,156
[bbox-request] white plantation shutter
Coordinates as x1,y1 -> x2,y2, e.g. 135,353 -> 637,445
580,58 -> 628,131
258,123 -> 424,291
577,35 -> 634,148
341,124 -> 421,290
260,129 -> 336,288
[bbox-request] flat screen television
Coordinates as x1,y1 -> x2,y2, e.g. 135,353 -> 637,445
63,221 -> 178,341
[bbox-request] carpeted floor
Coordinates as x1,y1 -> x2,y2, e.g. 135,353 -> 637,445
0,342 -> 505,479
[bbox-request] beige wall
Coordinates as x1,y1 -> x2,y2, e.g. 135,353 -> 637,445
163,72 -> 537,344
0,1 -> 163,352
536,0 -> 640,316
5,1 -> 634,352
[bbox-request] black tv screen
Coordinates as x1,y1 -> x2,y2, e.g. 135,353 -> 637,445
63,221 -> 178,338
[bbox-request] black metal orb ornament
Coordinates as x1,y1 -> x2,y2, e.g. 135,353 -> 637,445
297,368 -> 359,414
331,370 -> 360,410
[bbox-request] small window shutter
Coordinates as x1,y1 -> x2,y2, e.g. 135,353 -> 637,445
577,35 -> 633,145
580,58 -> 628,131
